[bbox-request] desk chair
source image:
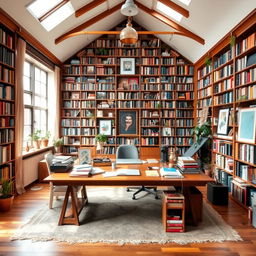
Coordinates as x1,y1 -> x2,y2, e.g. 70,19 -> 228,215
45,153 -> 86,209
116,145 -> 158,200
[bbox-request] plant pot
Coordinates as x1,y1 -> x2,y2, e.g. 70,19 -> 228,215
0,195 -> 14,212
55,146 -> 61,153
204,169 -> 212,177
33,140 -> 41,149
41,139 -> 49,147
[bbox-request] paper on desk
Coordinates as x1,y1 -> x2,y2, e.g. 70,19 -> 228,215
145,170 -> 159,177
147,159 -> 159,163
103,169 -> 140,177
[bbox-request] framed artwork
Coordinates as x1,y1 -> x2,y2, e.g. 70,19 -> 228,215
87,65 -> 95,74
217,108 -> 229,135
71,92 -> 80,99
120,58 -> 135,74
237,108 -> 256,143
118,110 -> 137,135
99,120 -> 112,135
78,148 -> 91,164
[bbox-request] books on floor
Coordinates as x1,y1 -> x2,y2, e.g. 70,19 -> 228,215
160,167 -> 184,178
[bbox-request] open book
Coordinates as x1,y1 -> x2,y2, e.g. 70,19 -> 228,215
103,169 -> 140,178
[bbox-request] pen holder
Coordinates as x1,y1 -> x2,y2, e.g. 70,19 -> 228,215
112,161 -> 116,170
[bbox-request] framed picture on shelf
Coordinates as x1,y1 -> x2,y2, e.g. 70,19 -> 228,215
78,148 -> 91,164
128,77 -> 139,86
217,108 -> 229,135
87,65 -> 95,74
237,108 -> 256,143
99,120 -> 112,135
118,110 -> 137,135
120,58 -> 135,75
71,92 -> 80,99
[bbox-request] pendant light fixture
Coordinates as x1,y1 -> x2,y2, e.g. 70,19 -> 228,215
120,0 -> 138,44
120,16 -> 138,44
120,0 -> 138,16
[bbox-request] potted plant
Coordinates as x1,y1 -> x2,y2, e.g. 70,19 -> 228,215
41,131 -> 51,147
95,134 -> 107,154
191,122 -> 212,144
53,137 -> 64,153
201,155 -> 212,177
0,179 -> 14,212
29,129 -> 41,149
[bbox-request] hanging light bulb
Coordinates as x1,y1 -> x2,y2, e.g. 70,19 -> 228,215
120,16 -> 138,44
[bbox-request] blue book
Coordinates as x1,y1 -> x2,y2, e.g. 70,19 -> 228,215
163,167 -> 178,173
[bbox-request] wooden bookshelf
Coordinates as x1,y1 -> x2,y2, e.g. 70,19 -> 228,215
194,10 -> 256,209
0,22 -> 15,184
162,191 -> 185,232
61,32 -> 194,156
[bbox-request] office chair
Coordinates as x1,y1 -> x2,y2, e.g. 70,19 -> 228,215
45,153 -> 86,209
116,145 -> 158,200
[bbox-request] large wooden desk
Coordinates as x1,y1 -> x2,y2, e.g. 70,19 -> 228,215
45,163 -> 213,225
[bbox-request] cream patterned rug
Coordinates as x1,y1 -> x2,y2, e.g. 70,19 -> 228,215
12,187 -> 242,244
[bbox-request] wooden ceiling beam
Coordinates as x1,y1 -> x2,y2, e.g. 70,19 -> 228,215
55,30 -> 187,44
135,1 -> 204,45
55,3 -> 123,45
158,0 -> 189,18
75,0 -> 107,18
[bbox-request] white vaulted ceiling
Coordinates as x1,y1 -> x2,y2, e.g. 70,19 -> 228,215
0,0 -> 255,62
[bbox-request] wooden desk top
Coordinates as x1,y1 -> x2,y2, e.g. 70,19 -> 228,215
45,163 -> 213,187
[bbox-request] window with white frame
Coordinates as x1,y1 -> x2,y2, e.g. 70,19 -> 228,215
23,60 -> 48,147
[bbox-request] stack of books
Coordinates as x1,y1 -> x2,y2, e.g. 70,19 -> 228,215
177,157 -> 200,174
69,164 -> 92,176
160,167 -> 184,178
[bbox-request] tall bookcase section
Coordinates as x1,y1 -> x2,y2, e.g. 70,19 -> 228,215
175,57 -> 194,155
61,35 -> 194,156
195,13 -> 256,209
232,24 -> 256,207
211,44 -> 235,191
196,61 -> 212,125
0,23 -> 15,181
140,39 -> 161,149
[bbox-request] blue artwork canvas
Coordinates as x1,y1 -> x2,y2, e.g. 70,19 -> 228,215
238,108 -> 256,143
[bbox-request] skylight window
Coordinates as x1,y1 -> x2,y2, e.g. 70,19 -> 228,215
156,2 -> 183,22
177,0 -> 192,6
27,0 -> 75,31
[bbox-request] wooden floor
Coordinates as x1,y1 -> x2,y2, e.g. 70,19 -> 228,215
1,183 -> 256,256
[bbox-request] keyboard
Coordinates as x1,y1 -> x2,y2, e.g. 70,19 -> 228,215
116,159 -> 142,165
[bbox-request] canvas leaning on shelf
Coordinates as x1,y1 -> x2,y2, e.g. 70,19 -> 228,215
237,107 -> 256,143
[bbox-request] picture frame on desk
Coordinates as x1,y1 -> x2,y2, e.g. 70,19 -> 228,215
99,120 -> 112,135
78,148 -> 91,164
237,107 -> 256,143
217,108 -> 229,135
120,58 -> 135,75
118,110 -> 137,135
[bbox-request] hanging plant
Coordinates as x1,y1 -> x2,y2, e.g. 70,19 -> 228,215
230,35 -> 236,47
204,56 -> 211,67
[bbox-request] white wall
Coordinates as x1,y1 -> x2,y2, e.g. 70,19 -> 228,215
23,150 -> 52,187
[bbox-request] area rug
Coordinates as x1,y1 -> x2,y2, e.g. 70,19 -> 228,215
12,187 -> 242,244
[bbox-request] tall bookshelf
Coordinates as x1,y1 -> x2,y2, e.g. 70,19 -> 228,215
195,12 -> 256,209
61,34 -> 194,157
0,22 -> 15,183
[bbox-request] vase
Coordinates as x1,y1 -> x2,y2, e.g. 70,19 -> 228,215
25,142 -> 30,152
169,148 -> 177,168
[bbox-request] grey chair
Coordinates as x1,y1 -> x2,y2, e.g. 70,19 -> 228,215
116,145 -> 158,200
